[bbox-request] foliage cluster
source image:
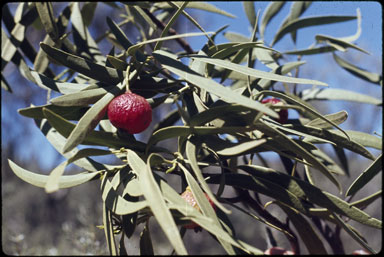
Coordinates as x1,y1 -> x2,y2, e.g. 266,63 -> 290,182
3,2 -> 382,255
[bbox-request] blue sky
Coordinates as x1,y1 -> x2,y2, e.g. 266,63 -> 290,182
2,1 -> 382,172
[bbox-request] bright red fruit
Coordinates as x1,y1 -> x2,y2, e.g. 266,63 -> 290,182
261,97 -> 288,124
107,92 -> 152,134
180,188 -> 216,229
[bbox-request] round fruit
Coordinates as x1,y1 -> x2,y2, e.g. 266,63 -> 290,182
107,92 -> 152,134
264,247 -> 295,255
180,188 -> 216,229
261,97 -> 288,124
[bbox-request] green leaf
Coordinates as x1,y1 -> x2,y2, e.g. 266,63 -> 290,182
106,16 -> 146,61
50,86 -> 115,106
346,154 -> 382,197
188,54 -> 328,87
127,150 -> 187,255
316,34 -> 370,54
261,90 -> 351,141
159,179 -> 263,254
19,104 -> 88,120
152,50 -> 279,118
243,1 -> 257,29
333,53 -> 382,85
8,159 -> 101,189
154,2 -> 236,18
236,166 -> 382,229
305,110 -> 348,129
272,15 -> 357,46
29,71 -> 91,94
185,139 -> 231,214
102,201 -> 117,255
45,148 -> 113,193
278,204 -> 327,254
301,87 -> 382,105
40,43 -> 124,84
42,107 -> 151,152
146,125 -> 257,154
178,162 -> 235,254
101,175 -> 148,215
281,1 -> 312,43
62,82 -> 125,153
127,32 -> 213,57
331,211 -> 377,254
254,121 -> 342,191
35,2 -> 59,41
260,1 -> 286,39
154,2 -> 189,51
288,125 -> 374,160
283,45 -> 337,56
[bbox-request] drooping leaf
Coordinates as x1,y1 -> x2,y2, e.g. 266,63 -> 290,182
260,1 -> 286,39
61,82 -> 125,153
346,154 -> 382,197
188,54 -> 328,87
278,203 -> 327,254
40,43 -> 124,84
8,159 -> 101,189
236,166 -> 382,229
127,150 -> 188,255
152,50 -> 279,118
271,15 -> 357,46
153,2 -> 236,18
333,53 -> 382,86
300,87 -> 382,105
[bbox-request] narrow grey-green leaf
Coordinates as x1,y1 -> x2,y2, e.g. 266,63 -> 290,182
178,163 -> 235,254
8,159 -> 101,189
50,86 -> 114,106
127,150 -> 187,255
306,110 -> 348,129
333,53 -> 382,85
331,211 -> 377,254
283,45 -> 337,56
29,71 -> 91,94
35,2 -> 59,41
260,90 -> 350,141
272,15 -> 357,46
278,204 -> 327,254
127,32 -> 212,57
185,139 -> 231,214
19,104 -> 88,120
42,107 -> 151,153
102,177 -> 148,215
154,2 -> 236,18
62,82 -> 125,153
316,34 -> 370,54
243,2 -> 257,29
152,50 -> 279,118
237,166 -> 381,229
346,154 -> 382,197
281,1 -> 312,43
260,1 -> 286,39
188,54 -> 328,86
40,43 -> 124,84
154,2 -> 189,51
146,125 -> 257,154
301,88 -> 382,105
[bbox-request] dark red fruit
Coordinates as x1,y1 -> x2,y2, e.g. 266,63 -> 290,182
107,92 -> 152,134
180,188 -> 216,229
261,97 -> 288,124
